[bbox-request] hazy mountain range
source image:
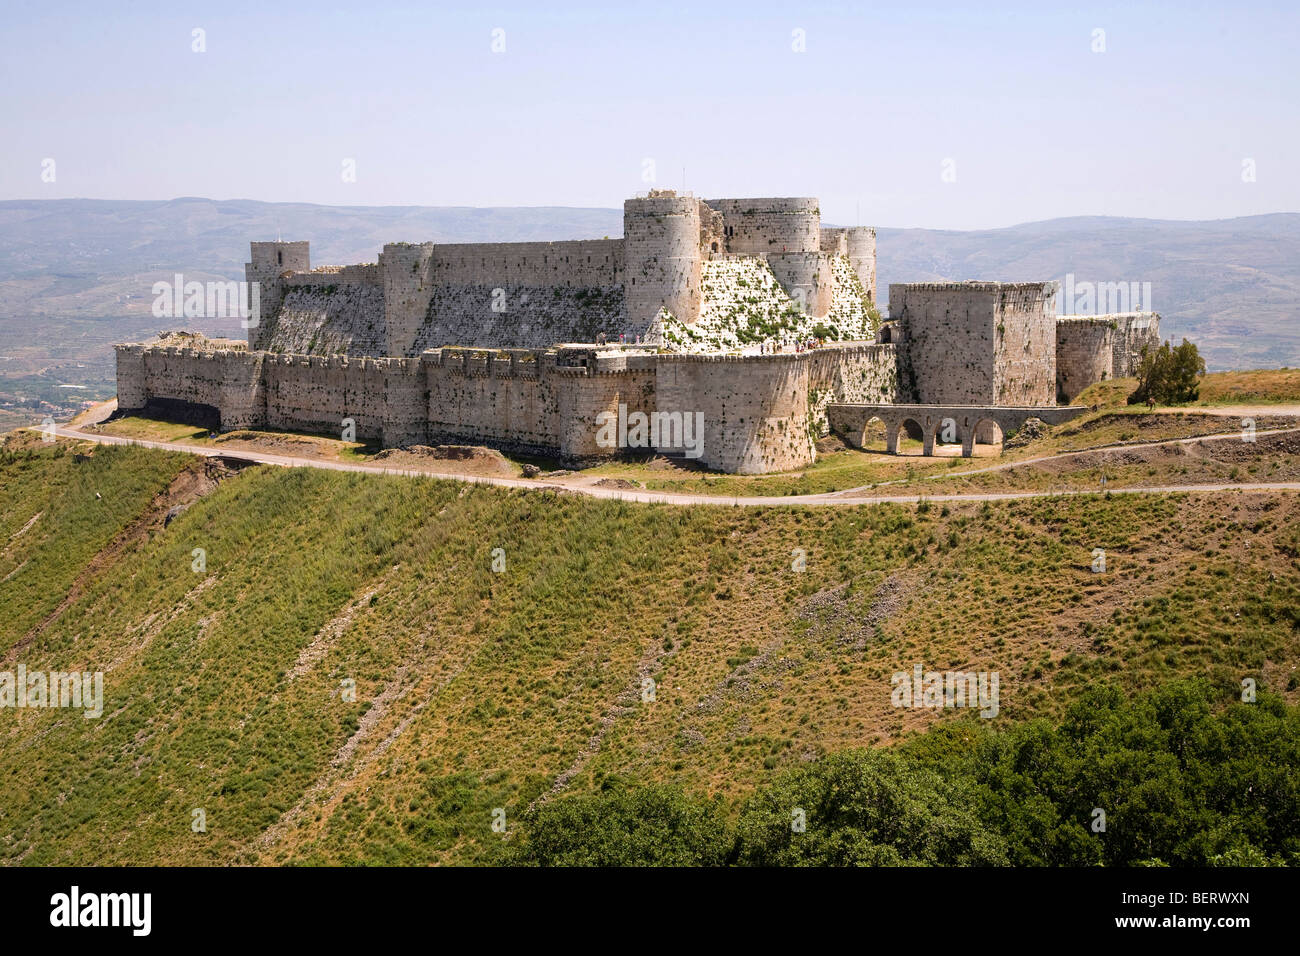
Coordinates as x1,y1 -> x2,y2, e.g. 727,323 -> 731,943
2,198 -> 1297,379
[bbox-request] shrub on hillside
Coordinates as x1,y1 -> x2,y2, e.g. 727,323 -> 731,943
732,748 -> 1008,866
1128,338 -> 1206,406
971,681 -> 1300,866
507,782 -> 730,866
505,681 -> 1300,866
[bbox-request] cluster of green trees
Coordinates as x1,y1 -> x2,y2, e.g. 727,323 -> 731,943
1128,338 -> 1207,406
508,681 -> 1300,866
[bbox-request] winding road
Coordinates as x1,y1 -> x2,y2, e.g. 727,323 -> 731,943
34,401 -> 1300,509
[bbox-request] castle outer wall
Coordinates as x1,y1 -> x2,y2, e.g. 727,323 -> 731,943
1055,313 -> 1161,402
115,342 -> 898,475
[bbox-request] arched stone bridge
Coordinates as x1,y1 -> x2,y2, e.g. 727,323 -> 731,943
826,403 -> 1088,457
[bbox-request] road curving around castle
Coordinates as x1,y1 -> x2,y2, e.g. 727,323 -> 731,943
41,421 -> 1300,509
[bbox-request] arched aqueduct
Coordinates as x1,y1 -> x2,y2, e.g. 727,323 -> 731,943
826,403 -> 1086,457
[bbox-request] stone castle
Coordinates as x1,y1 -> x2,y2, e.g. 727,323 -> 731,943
115,190 -> 1160,474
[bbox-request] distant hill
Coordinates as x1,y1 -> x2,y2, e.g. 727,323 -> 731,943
1,199 -> 1297,376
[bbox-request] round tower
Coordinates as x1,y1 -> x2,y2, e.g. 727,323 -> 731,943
623,191 -> 702,326
844,227 -> 876,303
705,198 -> 820,255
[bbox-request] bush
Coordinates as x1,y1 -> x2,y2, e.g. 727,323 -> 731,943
733,749 -> 1008,865
505,681 -> 1300,866
507,782 -> 730,866
1128,338 -> 1206,406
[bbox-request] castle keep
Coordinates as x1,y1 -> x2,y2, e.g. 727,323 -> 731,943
115,190 -> 1159,474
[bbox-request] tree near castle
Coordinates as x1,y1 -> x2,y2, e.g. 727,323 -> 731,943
1128,338 -> 1206,406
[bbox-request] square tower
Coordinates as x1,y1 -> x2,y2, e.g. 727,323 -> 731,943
889,281 -> 1058,406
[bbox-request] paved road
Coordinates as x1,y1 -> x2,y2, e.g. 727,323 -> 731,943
39,419 -> 1300,509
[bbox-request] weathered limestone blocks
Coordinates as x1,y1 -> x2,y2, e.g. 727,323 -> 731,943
115,339 -> 898,474
623,192 -> 703,327
236,192 -> 880,357
246,241 -> 310,349
265,284 -> 387,357
379,242 -> 435,358
704,198 -> 821,255
1055,312 -> 1162,402
115,345 -> 148,410
820,227 -> 877,303
844,227 -> 877,303
218,351 -> 267,430
767,252 -> 833,318
889,281 -> 1058,407
415,284 -> 629,351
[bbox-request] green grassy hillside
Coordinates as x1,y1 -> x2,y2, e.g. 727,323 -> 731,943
2,437 -> 1298,865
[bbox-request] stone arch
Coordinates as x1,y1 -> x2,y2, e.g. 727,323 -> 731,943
858,415 -> 889,453
974,418 -> 1005,452
897,417 -> 926,456
934,415 -> 962,451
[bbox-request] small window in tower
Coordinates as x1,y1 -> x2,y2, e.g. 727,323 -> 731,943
277,251 -> 283,265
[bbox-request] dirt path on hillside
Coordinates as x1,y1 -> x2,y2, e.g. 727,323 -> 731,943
1162,404 -> 1300,418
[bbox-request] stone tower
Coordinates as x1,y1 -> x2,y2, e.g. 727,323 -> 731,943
245,241 -> 309,348
844,227 -> 877,303
706,197 -> 831,316
623,191 -> 702,325
380,242 -> 435,356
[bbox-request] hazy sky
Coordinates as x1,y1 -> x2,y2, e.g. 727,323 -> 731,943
3,0 -> 1297,229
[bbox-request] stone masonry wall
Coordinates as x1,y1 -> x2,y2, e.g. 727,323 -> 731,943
379,242 -> 435,357
1055,312 -> 1162,401
1111,312 -> 1161,377
623,193 -> 702,326
1056,317 -> 1114,402
891,281 -> 1057,407
116,340 -> 895,474
652,344 -> 896,473
890,283 -> 998,404
426,239 -> 623,287
243,194 -> 879,354
415,284 -> 630,350
992,283 -> 1057,406
261,354 -> 388,440
704,198 -> 820,255
246,240 -> 310,349
424,348 -> 564,456
263,285 -> 387,357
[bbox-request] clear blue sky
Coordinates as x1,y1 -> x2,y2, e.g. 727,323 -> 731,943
3,0 -> 1296,229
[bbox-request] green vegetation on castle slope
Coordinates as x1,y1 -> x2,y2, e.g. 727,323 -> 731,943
1,438 -> 1298,865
